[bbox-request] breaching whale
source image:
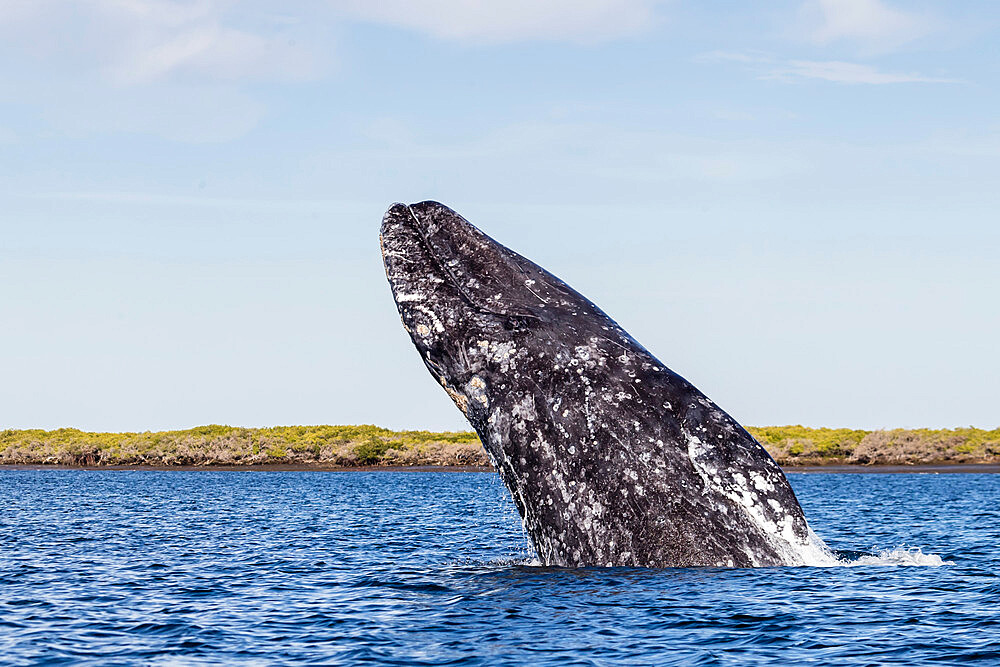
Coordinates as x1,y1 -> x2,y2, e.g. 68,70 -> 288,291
380,201 -> 831,568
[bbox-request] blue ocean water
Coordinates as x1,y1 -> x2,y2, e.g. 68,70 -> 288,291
1,470 -> 997,666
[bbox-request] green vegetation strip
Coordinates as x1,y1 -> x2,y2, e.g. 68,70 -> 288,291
2,424 -> 999,467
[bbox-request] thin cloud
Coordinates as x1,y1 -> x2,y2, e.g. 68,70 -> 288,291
327,0 -> 668,44
698,51 -> 960,85
0,0 -> 321,85
694,51 -> 771,65
768,60 -> 960,85
800,0 -> 932,51
0,1 -> 327,142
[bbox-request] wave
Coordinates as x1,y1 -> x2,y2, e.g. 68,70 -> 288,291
793,527 -> 949,568
839,546 -> 951,567
476,543 -> 950,570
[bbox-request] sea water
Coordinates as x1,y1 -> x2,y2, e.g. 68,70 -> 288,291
1,470 -> 997,665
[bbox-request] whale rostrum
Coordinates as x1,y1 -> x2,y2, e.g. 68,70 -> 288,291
380,201 -> 832,568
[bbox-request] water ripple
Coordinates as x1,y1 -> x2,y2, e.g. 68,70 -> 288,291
0,470 -> 997,665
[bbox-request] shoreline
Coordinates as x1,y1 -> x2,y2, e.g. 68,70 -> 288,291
3,463 -> 1000,474
5,425 -> 999,469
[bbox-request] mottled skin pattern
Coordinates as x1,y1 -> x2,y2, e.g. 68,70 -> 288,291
380,201 -> 828,568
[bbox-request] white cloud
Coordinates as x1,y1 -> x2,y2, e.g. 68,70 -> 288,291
694,51 -> 769,65
0,0 -> 320,84
0,1 -> 326,142
698,51 -> 958,85
767,60 -> 959,85
328,0 -> 667,44
801,0 -> 932,51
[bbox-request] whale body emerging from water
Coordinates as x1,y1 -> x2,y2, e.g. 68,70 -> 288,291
380,201 -> 831,567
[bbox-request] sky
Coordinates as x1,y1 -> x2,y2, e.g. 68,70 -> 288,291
1,0 -> 998,433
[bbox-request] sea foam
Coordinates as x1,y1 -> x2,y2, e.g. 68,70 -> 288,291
842,546 -> 951,567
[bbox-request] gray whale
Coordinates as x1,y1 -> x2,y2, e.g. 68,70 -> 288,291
380,201 -> 831,567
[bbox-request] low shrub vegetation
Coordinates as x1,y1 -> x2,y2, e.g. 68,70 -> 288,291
747,426 -> 1000,465
1,424 -> 997,467
0,425 -> 486,467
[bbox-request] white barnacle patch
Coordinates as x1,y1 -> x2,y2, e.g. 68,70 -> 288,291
410,305 -> 445,333
751,471 -> 775,492
510,394 -> 537,433
466,376 -> 489,408
415,323 -> 431,337
573,343 -> 602,370
486,341 -> 518,372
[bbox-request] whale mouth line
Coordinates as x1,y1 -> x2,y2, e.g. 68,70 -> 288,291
397,203 -> 540,321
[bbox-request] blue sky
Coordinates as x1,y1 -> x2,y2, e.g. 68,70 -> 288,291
2,0 -> 998,432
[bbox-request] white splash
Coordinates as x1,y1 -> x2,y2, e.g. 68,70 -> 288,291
840,546 -> 950,567
787,528 -> 841,566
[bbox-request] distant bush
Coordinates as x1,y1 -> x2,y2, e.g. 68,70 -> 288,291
353,434 -> 392,465
746,425 -> 1000,465
1,424 -> 998,468
0,424 -> 489,467
747,426 -> 869,462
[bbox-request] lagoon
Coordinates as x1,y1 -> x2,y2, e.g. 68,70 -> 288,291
1,471 -> 998,665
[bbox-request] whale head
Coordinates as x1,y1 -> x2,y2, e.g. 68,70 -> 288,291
380,201 -> 611,427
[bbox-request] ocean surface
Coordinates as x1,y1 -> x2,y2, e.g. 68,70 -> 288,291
1,470 -> 997,666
